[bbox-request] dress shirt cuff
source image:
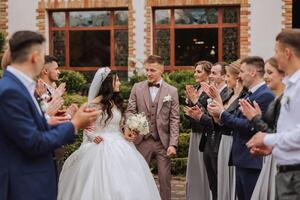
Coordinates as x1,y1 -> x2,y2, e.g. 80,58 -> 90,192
218,111 -> 225,125
264,134 -> 277,147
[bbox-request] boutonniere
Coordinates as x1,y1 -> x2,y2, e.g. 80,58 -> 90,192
282,95 -> 291,111
163,94 -> 172,103
39,93 -> 50,112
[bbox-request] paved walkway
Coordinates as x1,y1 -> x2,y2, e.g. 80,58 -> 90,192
155,176 -> 186,200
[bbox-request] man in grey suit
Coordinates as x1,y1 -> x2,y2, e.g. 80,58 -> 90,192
126,55 -> 180,200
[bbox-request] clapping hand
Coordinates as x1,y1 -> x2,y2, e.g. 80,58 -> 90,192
71,103 -> 102,131
46,96 -> 64,117
201,82 -> 222,104
239,99 -> 262,120
35,79 -> 47,97
66,103 -> 79,118
185,85 -> 199,104
52,83 -> 66,98
184,105 -> 203,120
47,115 -> 71,125
249,145 -> 273,156
246,131 -> 267,148
207,100 -> 224,117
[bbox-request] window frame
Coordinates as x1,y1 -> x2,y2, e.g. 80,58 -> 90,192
48,8 -> 129,71
152,6 -> 240,71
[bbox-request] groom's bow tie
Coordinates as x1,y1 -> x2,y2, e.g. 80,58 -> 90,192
148,82 -> 160,88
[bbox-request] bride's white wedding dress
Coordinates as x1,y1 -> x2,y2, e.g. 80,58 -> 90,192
57,108 -> 161,200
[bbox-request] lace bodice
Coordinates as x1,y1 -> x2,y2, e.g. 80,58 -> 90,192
83,107 -> 123,144
94,107 -> 123,133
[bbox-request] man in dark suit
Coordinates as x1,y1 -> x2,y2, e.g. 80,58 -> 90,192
209,56 -> 274,200
185,62 -> 232,200
0,31 -> 100,200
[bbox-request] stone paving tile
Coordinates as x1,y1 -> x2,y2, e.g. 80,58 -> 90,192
155,176 -> 186,200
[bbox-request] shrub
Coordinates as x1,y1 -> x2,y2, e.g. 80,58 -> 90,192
171,158 -> 187,176
177,133 -> 190,158
0,32 -> 4,53
63,93 -> 87,106
58,70 -> 87,94
0,69 -> 3,78
64,131 -> 83,161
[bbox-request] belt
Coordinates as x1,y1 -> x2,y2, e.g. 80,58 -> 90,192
277,164 -> 300,173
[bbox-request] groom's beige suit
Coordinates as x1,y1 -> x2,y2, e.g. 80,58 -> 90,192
126,80 -> 180,200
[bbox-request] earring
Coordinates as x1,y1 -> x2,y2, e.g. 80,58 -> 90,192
236,79 -> 239,88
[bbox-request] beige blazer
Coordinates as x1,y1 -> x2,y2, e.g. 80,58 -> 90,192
126,80 -> 180,149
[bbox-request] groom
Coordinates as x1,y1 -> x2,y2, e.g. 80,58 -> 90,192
126,55 -> 180,200
0,31 -> 100,200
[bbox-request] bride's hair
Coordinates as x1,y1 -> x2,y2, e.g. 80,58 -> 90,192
97,72 -> 124,127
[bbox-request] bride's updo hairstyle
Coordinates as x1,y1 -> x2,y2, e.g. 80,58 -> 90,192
97,72 -> 124,126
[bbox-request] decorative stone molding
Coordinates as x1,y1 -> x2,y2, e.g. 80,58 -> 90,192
282,0 -> 292,29
0,0 -> 8,49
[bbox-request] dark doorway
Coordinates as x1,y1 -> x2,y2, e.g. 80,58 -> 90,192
293,0 -> 300,28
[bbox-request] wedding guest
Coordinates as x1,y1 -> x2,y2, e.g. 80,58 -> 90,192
205,59 -> 245,200
247,29 -> 300,199
184,60 -> 212,200
0,30 -> 100,200
39,55 -> 62,97
239,57 -> 284,200
208,56 -> 274,200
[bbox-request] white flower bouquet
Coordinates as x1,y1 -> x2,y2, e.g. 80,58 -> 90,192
125,113 -> 149,135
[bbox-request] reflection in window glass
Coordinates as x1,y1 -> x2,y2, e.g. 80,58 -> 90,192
154,30 -> 170,66
70,11 -> 110,27
52,12 -> 65,27
175,8 -> 218,24
115,11 -> 128,25
115,30 -> 128,66
155,10 -> 170,25
175,28 -> 218,65
51,31 -> 65,66
223,7 -> 239,23
70,31 -> 110,67
223,28 -> 238,62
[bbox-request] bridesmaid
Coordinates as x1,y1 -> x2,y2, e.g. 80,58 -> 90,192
239,57 -> 285,200
205,59 -> 245,200
185,61 -> 212,200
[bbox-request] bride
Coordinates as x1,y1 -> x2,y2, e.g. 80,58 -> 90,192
58,67 -> 161,200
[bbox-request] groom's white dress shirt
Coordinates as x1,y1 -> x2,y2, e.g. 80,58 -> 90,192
149,79 -> 163,102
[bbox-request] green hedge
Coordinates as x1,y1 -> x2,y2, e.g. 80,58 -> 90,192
63,93 -> 87,106
64,131 -> 83,160
177,133 -> 190,158
0,32 -> 4,54
0,69 -> 3,78
58,70 -> 87,94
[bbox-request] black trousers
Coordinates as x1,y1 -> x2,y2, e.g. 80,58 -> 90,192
203,141 -> 218,200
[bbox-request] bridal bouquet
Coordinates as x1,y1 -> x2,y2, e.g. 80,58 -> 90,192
125,113 -> 149,135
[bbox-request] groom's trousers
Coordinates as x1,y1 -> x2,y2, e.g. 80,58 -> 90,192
136,137 -> 171,200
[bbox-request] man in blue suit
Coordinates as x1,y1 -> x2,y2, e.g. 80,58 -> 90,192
0,31 -> 100,200
209,56 -> 274,200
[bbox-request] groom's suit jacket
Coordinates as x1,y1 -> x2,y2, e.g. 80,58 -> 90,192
126,80 -> 180,149
0,70 -> 75,200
